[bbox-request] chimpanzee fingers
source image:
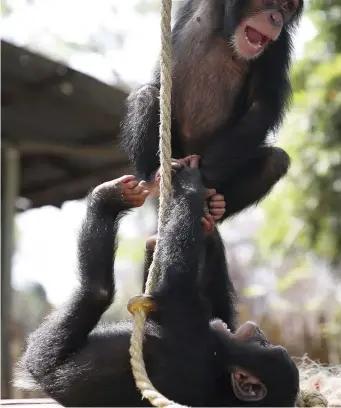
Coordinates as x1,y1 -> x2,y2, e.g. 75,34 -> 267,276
92,175 -> 138,200
209,200 -> 226,209
124,180 -> 139,190
128,184 -> 146,195
127,190 -> 150,207
201,214 -> 215,234
179,155 -> 201,168
171,159 -> 183,168
201,217 -> 211,233
156,160 -> 183,177
205,188 -> 217,199
211,210 -> 225,221
210,208 -> 225,216
119,175 -> 137,184
210,207 -> 225,214
171,161 -> 183,174
210,194 -> 225,202
188,155 -> 201,168
126,189 -> 150,200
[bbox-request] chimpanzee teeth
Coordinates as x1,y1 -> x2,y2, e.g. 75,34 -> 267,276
245,34 -> 262,49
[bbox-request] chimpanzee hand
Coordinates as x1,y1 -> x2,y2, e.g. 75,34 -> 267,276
146,155 -> 219,234
177,156 -> 225,227
208,194 -> 226,221
146,155 -> 201,196
91,175 -> 150,212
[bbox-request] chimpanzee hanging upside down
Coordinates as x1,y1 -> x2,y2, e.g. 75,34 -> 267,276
15,159 -> 299,407
120,0 -> 303,221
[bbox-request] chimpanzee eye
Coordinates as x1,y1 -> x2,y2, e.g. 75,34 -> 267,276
247,336 -> 269,347
282,0 -> 294,12
264,0 -> 276,7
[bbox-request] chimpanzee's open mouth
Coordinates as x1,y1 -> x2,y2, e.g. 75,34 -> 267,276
209,319 -> 269,402
231,368 -> 267,402
245,26 -> 270,49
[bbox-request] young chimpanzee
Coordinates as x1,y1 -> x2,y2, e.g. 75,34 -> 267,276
120,0 -> 303,221
15,160 -> 299,407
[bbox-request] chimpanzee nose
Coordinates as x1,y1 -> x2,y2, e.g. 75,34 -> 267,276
269,11 -> 283,27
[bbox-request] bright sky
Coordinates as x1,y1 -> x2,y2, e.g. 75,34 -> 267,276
2,1 -> 317,306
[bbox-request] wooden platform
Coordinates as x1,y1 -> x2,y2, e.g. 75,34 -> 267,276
1,399 -> 59,407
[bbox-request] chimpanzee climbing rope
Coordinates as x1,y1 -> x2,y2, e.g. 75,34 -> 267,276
127,1 -> 329,407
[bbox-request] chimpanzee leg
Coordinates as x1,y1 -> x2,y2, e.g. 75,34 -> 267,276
16,177 -> 150,407
208,146 -> 290,221
120,84 -> 161,182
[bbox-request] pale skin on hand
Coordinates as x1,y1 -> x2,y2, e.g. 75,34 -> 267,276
144,154 -> 226,234
119,176 -> 150,207
92,175 -> 150,208
209,194 -> 226,221
93,171 -> 216,235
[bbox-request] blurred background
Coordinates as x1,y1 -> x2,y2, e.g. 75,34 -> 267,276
1,0 -> 340,400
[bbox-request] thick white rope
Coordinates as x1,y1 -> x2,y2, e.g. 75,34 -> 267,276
128,1 -> 186,407
144,0 -> 173,290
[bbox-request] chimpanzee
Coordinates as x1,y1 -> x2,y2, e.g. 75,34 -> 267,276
15,160 -> 299,407
120,0 -> 303,221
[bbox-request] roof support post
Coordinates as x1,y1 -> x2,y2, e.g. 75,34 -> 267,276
1,147 -> 20,399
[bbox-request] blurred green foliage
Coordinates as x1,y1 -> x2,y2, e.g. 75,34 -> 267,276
260,0 -> 341,268
116,238 -> 146,264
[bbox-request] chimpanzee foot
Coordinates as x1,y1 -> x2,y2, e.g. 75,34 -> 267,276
91,175 -> 150,211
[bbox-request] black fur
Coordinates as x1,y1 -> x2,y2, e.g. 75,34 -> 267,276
143,229 -> 238,332
15,167 -> 299,407
120,0 -> 303,220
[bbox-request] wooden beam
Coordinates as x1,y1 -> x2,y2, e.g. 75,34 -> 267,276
1,141 -> 124,159
1,148 -> 20,398
1,399 -> 59,407
23,163 -> 132,209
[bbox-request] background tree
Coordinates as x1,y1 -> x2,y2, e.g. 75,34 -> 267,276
259,0 -> 341,270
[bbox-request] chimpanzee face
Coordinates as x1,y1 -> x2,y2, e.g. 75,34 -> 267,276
211,319 -> 300,406
226,0 -> 302,59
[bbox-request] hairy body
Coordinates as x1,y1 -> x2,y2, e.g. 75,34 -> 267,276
120,0 -> 303,220
15,163 -> 299,407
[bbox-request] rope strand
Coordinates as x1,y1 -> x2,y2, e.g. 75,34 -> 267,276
128,1 -> 180,407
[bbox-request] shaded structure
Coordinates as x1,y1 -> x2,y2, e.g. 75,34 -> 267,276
1,40 -> 131,398
2,39 -> 130,208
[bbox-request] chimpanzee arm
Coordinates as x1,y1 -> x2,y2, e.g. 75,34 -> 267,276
120,84 -> 161,182
216,146 -> 290,221
16,185 -> 132,406
200,102 -> 283,186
